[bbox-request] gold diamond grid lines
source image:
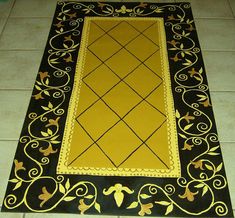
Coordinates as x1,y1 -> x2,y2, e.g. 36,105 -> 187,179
57,17 -> 180,177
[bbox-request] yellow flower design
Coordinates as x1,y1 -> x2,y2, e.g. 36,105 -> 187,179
191,160 -> 204,170
39,144 -> 58,156
38,187 -> 52,208
183,112 -> 195,123
138,203 -> 153,216
103,183 -> 134,207
39,71 -> 49,81
14,159 -> 26,172
45,117 -> 60,127
78,199 -> 90,214
182,142 -> 194,151
179,187 -> 199,202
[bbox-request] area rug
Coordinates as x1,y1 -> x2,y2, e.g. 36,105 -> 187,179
2,1 -> 234,217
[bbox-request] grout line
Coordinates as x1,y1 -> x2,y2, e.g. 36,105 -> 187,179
227,0 -> 235,18
0,49 -> 44,51
221,141 -> 235,144
202,49 -> 235,52
201,49 -> 235,52
194,16 -> 235,20
0,139 -> 18,141
0,88 -> 32,91
0,0 -> 16,40
9,16 -> 53,19
195,17 -> 235,20
210,90 -> 235,93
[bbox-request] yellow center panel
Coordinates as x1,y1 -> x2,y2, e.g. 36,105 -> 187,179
57,17 -> 181,177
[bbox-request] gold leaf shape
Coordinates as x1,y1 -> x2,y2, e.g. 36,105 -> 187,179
155,201 -> 170,206
84,195 -> 94,199
59,183 -> 65,194
199,67 -> 203,74
41,131 -> 49,137
63,196 -> 76,202
175,109 -> 180,118
44,90 -> 50,96
184,123 -> 194,130
208,152 -> 220,156
51,140 -> 61,144
194,183 -> 204,189
47,128 -> 53,136
205,164 -> 213,171
209,145 -> 219,152
140,194 -> 151,199
65,179 -> 70,190
35,85 -> 42,90
63,43 -> 68,49
9,178 -> 19,183
94,202 -> 101,213
216,163 -> 223,172
114,191 -> 124,207
13,181 -> 22,191
165,204 -> 174,215
202,186 -> 208,196
127,201 -> 138,209
41,106 -> 49,111
178,133 -> 187,139
197,94 -> 207,101
48,102 -> 53,109
45,78 -> 49,85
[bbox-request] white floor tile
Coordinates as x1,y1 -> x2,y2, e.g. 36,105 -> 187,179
203,51 -> 235,91
0,17 -> 6,35
0,141 -> 17,206
11,0 -> 57,18
221,142 -> 235,209
0,18 -> 52,50
211,92 -> 235,142
195,19 -> 235,51
229,0 -> 235,16
0,51 -> 42,89
0,212 -> 23,218
0,90 -> 31,140
0,0 -> 14,18
176,0 -> 234,18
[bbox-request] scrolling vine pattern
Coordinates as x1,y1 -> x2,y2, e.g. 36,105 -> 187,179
3,2 -> 231,217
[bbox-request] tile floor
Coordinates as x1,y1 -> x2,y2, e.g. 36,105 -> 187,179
0,0 -> 234,217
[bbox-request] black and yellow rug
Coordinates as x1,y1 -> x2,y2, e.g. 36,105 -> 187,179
2,1 -> 234,217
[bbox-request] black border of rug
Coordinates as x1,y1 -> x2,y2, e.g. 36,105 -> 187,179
2,2 -> 234,217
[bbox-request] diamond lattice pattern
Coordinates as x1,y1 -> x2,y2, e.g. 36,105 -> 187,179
67,19 -> 172,170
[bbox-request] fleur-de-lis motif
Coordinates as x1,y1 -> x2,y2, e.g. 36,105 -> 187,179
103,183 -> 134,207
115,5 -> 132,14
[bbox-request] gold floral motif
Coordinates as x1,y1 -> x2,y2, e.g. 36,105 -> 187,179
38,187 -> 52,208
103,184 -> 134,207
178,187 -> 198,202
